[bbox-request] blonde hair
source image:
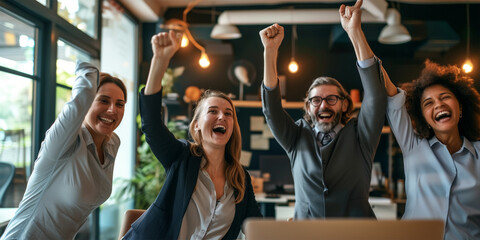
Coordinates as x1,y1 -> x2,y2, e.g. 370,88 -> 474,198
188,90 -> 245,203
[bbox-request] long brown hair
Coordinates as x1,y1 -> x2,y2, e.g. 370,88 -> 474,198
188,90 -> 245,203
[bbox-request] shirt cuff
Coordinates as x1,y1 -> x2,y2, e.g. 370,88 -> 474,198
357,57 -> 375,69
263,79 -> 279,91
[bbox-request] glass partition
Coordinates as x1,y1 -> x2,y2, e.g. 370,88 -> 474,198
99,2 -> 138,238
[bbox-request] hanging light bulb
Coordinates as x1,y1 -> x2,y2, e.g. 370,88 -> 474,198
289,25 -> 299,73
181,33 -> 189,48
463,4 -> 473,74
199,51 -> 210,68
463,59 -> 473,73
289,58 -> 298,73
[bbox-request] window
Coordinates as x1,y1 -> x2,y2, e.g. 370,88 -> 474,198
0,7 -> 36,195
57,0 -> 98,38
0,8 -> 36,75
56,39 -> 91,116
36,0 -> 48,6
0,72 -> 33,168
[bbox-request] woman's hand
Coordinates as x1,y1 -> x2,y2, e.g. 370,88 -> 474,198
259,23 -> 284,51
151,30 -> 181,61
145,30 -> 181,95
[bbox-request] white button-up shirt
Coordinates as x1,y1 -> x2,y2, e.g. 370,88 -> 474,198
387,89 -> 480,239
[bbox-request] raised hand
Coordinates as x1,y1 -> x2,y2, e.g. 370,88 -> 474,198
259,23 -> 284,50
151,30 -> 181,61
145,30 -> 181,95
339,0 -> 363,34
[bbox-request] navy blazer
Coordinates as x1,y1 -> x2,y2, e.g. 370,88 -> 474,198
123,89 -> 262,240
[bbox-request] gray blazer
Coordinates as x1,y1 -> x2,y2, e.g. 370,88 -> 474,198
261,60 -> 386,219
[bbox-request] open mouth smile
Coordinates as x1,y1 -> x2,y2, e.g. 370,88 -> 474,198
434,111 -> 451,122
317,111 -> 334,121
99,117 -> 114,124
212,125 -> 226,134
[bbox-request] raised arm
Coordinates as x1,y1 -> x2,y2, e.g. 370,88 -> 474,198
340,0 -> 373,61
340,0 -> 387,157
43,62 -> 99,159
259,23 -> 284,89
382,66 -> 399,96
144,30 -> 181,95
141,30 -> 183,169
259,24 -> 301,153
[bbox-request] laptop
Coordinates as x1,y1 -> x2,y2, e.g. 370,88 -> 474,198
244,219 -> 444,240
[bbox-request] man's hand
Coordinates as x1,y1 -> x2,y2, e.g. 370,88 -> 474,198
339,0 -> 363,35
151,30 -> 181,61
259,23 -> 284,51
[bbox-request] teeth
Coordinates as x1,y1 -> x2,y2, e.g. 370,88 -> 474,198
213,125 -> 225,130
435,111 -> 451,121
318,113 -> 333,119
100,117 -> 113,123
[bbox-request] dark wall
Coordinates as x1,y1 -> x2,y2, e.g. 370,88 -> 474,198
142,3 -> 480,104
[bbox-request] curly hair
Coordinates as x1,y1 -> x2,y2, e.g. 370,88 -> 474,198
188,90 -> 245,203
402,60 -> 480,141
303,77 -> 354,126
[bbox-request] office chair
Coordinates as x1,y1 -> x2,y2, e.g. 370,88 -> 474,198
0,161 -> 15,207
118,209 -> 145,239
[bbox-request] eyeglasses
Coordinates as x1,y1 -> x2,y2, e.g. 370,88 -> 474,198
308,95 -> 344,107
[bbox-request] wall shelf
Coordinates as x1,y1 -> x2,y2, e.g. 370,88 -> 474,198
233,100 -> 362,109
233,100 -> 304,109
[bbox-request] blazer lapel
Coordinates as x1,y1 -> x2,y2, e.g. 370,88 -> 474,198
182,155 -> 201,210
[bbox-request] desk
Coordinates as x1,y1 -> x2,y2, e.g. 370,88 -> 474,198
255,193 -> 295,218
255,193 -> 295,204
0,208 -> 17,228
255,194 -> 397,220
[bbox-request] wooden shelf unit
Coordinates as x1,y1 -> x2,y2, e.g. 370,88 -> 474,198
232,100 -> 362,109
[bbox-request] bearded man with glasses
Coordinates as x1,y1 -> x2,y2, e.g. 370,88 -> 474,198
259,0 -> 387,219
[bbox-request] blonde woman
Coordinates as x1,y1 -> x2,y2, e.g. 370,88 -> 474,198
122,31 -> 261,240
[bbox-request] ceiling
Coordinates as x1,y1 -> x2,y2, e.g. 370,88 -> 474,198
120,0 -> 480,22
120,0 -> 480,101
121,0 -> 479,64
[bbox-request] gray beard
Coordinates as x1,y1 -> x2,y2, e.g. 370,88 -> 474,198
315,121 -> 335,133
311,111 -> 341,133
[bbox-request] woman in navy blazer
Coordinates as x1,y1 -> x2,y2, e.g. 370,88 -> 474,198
122,31 -> 262,240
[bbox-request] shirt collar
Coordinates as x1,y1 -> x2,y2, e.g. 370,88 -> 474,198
82,125 -> 117,147
81,125 -> 117,165
428,136 -> 477,159
81,125 -> 95,146
462,137 -> 478,158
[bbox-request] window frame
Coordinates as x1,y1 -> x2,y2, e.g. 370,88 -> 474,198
0,0 -> 104,171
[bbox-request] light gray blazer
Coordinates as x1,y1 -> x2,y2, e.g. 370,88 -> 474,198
261,60 -> 386,219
